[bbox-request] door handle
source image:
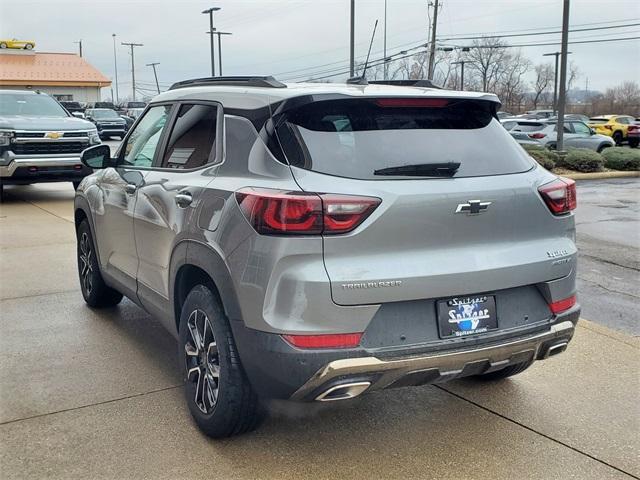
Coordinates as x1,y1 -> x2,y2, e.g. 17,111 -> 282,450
124,183 -> 137,194
175,192 -> 193,208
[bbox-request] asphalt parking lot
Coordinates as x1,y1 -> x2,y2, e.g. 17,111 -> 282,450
0,177 -> 638,479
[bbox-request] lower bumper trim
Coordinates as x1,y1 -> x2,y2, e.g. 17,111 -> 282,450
291,320 -> 575,401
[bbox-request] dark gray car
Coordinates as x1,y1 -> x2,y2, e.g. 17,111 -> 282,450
75,76 -> 580,438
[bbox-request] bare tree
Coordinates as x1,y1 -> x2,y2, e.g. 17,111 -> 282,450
495,50 -> 531,110
568,61 -> 580,91
531,63 -> 554,109
465,38 -> 509,92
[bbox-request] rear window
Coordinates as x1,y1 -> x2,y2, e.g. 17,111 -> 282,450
274,98 -> 533,179
511,122 -> 545,132
589,118 -> 609,124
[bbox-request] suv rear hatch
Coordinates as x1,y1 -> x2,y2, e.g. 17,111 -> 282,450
272,95 -> 576,306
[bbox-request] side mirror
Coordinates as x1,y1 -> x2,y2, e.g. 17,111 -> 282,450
81,144 -> 112,169
72,112 -> 85,119
589,128 -> 596,135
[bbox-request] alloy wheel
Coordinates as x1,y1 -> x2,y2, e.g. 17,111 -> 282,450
79,232 -> 93,296
185,309 -> 220,414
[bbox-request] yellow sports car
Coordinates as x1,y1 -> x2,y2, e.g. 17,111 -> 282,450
588,115 -> 636,145
0,38 -> 35,50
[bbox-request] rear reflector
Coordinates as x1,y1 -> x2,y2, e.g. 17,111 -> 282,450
549,295 -> 576,314
236,187 -> 380,235
528,132 -> 547,139
375,98 -> 450,108
538,177 -> 577,215
282,333 -> 363,349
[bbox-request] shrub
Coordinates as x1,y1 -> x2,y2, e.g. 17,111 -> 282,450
561,148 -> 604,172
601,147 -> 640,171
521,144 -> 557,170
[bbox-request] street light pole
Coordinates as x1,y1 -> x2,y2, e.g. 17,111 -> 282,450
543,51 -> 571,113
202,7 -> 221,76
349,0 -> 355,77
383,0 -> 388,79
556,0 -> 571,152
121,42 -> 143,101
210,31 -> 232,75
74,40 -> 82,57
112,34 -> 119,104
146,63 -> 161,94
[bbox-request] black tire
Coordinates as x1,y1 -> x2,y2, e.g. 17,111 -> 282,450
597,144 -> 612,154
0,181 -> 4,202
77,220 -> 123,307
0,43 -> 7,49
474,360 -> 533,381
178,285 -> 265,438
25,43 -> 34,50
612,131 -> 623,145
72,181 -> 81,190
629,138 -> 639,148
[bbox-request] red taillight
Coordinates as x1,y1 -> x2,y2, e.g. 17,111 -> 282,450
628,125 -> 639,133
375,98 -> 449,108
282,333 -> 363,349
236,188 -> 380,235
538,177 -> 577,215
549,295 -> 576,314
528,132 -> 547,139
74,164 -> 83,170
604,125 -> 613,130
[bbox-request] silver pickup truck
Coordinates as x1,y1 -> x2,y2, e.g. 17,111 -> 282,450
0,90 -> 101,200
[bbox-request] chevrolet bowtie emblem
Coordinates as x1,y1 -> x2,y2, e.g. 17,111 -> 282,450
455,200 -> 492,215
45,132 -> 63,139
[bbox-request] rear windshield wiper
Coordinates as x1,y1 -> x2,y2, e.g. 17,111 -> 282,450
373,162 -> 461,177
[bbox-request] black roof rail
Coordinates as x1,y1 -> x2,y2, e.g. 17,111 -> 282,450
169,76 -> 287,90
369,79 -> 442,89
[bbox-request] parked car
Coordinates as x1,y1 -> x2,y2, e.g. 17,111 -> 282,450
524,109 -> 555,119
0,90 -> 99,199
0,38 -> 35,50
496,111 -> 514,119
588,115 -> 636,145
87,101 -> 117,110
124,101 -> 147,109
125,107 -> 145,119
546,114 -> 589,123
628,119 -> 640,148
84,108 -> 127,139
120,114 -> 135,132
504,119 -> 614,152
59,101 -> 85,116
75,76 -> 580,438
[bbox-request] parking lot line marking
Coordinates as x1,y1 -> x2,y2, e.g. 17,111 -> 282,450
435,385 -> 639,479
0,384 -> 182,427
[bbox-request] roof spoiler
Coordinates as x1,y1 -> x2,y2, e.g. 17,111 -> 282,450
369,79 -> 442,89
169,76 -> 286,90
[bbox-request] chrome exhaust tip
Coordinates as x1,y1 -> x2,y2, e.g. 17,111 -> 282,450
315,381 -> 371,402
544,341 -> 569,359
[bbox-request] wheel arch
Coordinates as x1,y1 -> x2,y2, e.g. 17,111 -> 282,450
171,241 -> 243,334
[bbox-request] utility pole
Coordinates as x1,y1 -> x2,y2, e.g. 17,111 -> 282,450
452,60 -> 466,90
556,0 -> 571,152
74,40 -> 82,57
350,0 -> 355,77
543,51 -> 571,113
202,7 -> 221,76
383,0 -> 388,79
112,34 -> 119,104
146,63 -> 161,94
210,30 -> 232,75
427,0 -> 439,79
121,42 -> 143,101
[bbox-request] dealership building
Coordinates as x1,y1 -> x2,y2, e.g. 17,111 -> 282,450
0,49 -> 111,102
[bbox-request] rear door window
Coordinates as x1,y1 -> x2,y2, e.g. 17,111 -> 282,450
159,103 -> 220,169
274,98 -> 533,179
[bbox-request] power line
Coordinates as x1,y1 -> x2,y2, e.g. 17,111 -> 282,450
287,35 -> 640,83
438,22 -> 640,41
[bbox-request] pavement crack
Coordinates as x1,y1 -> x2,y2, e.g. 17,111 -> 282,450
579,253 -> 640,272
24,200 -> 74,224
0,385 -> 182,427
1,289 -> 78,302
435,385 -> 639,479
578,277 -> 640,300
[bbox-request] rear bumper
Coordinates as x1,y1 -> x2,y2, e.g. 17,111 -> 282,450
231,305 -> 580,401
0,156 -> 91,183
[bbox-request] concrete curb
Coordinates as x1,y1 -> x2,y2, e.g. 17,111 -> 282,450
562,171 -> 640,180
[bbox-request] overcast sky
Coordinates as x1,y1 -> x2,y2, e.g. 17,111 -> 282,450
2,0 -> 639,99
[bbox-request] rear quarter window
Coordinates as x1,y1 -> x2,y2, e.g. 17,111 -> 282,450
274,98 -> 533,180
